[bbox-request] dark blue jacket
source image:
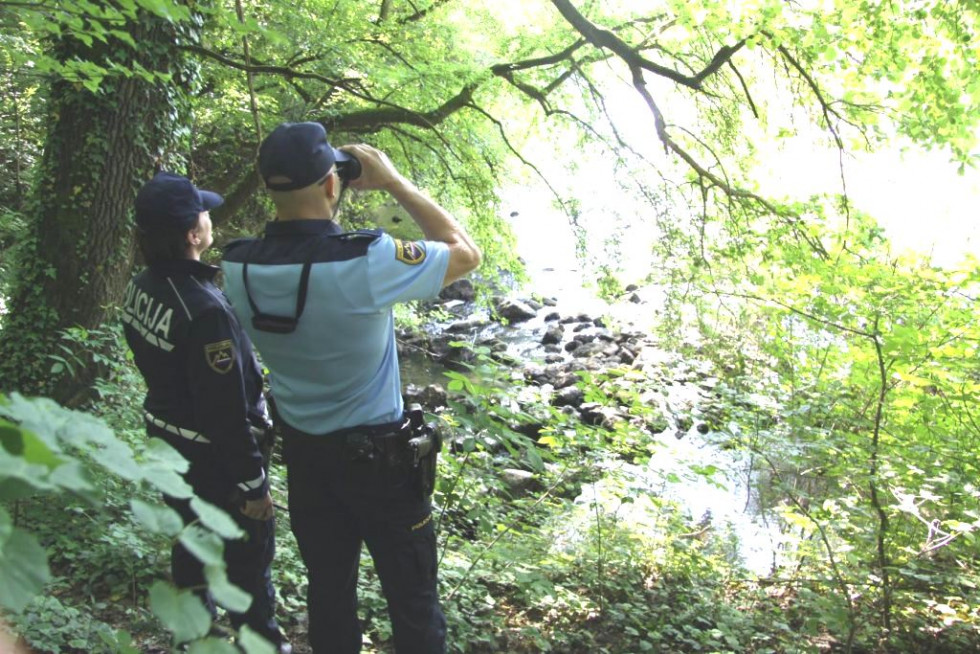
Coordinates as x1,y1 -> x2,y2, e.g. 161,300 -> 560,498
121,259 -> 268,499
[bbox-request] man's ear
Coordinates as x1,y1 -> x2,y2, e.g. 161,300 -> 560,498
324,172 -> 338,201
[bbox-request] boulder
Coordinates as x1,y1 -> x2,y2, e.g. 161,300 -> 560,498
552,385 -> 585,408
439,279 -> 476,302
404,383 -> 448,409
496,298 -> 538,323
541,324 -> 564,345
501,469 -> 539,496
579,402 -> 625,429
446,316 -> 490,333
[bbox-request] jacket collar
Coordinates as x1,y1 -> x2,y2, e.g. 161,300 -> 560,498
148,258 -> 219,281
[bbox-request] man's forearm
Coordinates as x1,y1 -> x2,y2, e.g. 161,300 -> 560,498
387,177 -> 472,246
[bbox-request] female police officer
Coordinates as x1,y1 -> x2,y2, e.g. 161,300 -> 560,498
121,171 -> 288,650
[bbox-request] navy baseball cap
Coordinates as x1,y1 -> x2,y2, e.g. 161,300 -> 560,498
135,171 -> 223,233
258,121 -> 354,191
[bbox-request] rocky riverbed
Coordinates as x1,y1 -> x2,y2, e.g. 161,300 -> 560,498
397,279 -> 783,574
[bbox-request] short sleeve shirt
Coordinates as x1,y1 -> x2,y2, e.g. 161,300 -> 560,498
221,220 -> 450,435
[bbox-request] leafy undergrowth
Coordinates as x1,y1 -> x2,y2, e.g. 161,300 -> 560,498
8,323 -> 980,653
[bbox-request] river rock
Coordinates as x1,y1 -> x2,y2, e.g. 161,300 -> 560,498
496,298 -> 538,323
440,279 -> 476,302
553,385 -> 585,408
403,383 -> 448,409
579,402 -> 624,429
544,311 -> 561,322
511,421 -> 544,439
501,469 -> 539,496
446,316 -> 489,333
564,340 -> 581,352
542,324 -> 564,345
571,340 -> 610,359
573,322 -> 591,333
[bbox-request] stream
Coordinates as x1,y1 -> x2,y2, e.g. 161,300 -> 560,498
399,277 -> 784,576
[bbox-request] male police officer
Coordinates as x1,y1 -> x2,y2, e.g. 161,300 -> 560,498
121,171 -> 288,650
220,122 -> 481,653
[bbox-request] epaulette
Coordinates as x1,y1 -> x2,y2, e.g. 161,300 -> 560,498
337,228 -> 384,241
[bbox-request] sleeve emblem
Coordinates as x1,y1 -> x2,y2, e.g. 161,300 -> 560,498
394,239 -> 426,265
204,340 -> 236,374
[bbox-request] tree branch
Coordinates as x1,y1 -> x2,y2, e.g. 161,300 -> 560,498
549,0 -> 744,90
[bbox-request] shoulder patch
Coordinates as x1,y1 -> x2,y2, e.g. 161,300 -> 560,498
204,340 -> 236,374
394,239 -> 427,265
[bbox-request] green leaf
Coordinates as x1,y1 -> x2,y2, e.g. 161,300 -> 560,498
204,564 -> 252,613
0,447 -> 55,500
179,525 -> 224,567
191,497 -> 244,540
148,581 -> 212,644
237,625 -> 277,654
49,459 -> 98,498
96,439 -> 142,481
141,439 -> 192,497
144,437 -> 190,473
142,466 -> 194,498
131,499 -> 184,536
0,507 -> 11,548
0,394 -> 66,452
0,510 -> 51,613
187,639 -> 240,654
0,420 -> 60,468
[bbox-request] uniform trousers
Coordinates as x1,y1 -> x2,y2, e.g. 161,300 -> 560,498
282,425 -> 446,654
162,439 -> 283,646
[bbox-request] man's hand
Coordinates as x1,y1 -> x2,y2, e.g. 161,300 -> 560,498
241,491 -> 274,521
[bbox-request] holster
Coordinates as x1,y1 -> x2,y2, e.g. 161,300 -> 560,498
406,404 -> 442,498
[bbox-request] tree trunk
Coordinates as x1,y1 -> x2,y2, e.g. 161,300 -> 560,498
0,8 -> 190,401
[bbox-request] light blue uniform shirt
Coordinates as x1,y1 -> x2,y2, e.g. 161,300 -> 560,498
221,220 -> 450,435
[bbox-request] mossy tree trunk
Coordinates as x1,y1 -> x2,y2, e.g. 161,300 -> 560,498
0,8 -> 192,402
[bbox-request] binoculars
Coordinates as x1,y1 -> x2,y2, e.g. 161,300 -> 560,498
336,155 -> 362,183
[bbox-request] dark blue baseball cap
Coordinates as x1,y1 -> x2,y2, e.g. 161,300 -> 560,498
258,121 -> 354,191
135,171 -> 223,233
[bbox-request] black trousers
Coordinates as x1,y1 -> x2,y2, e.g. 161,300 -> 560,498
282,426 -> 446,654
164,458 -> 283,646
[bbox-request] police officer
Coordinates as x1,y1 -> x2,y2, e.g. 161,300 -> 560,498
121,171 -> 288,650
220,122 -> 482,653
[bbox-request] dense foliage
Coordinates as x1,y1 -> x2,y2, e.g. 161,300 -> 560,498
1,0 -> 979,652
